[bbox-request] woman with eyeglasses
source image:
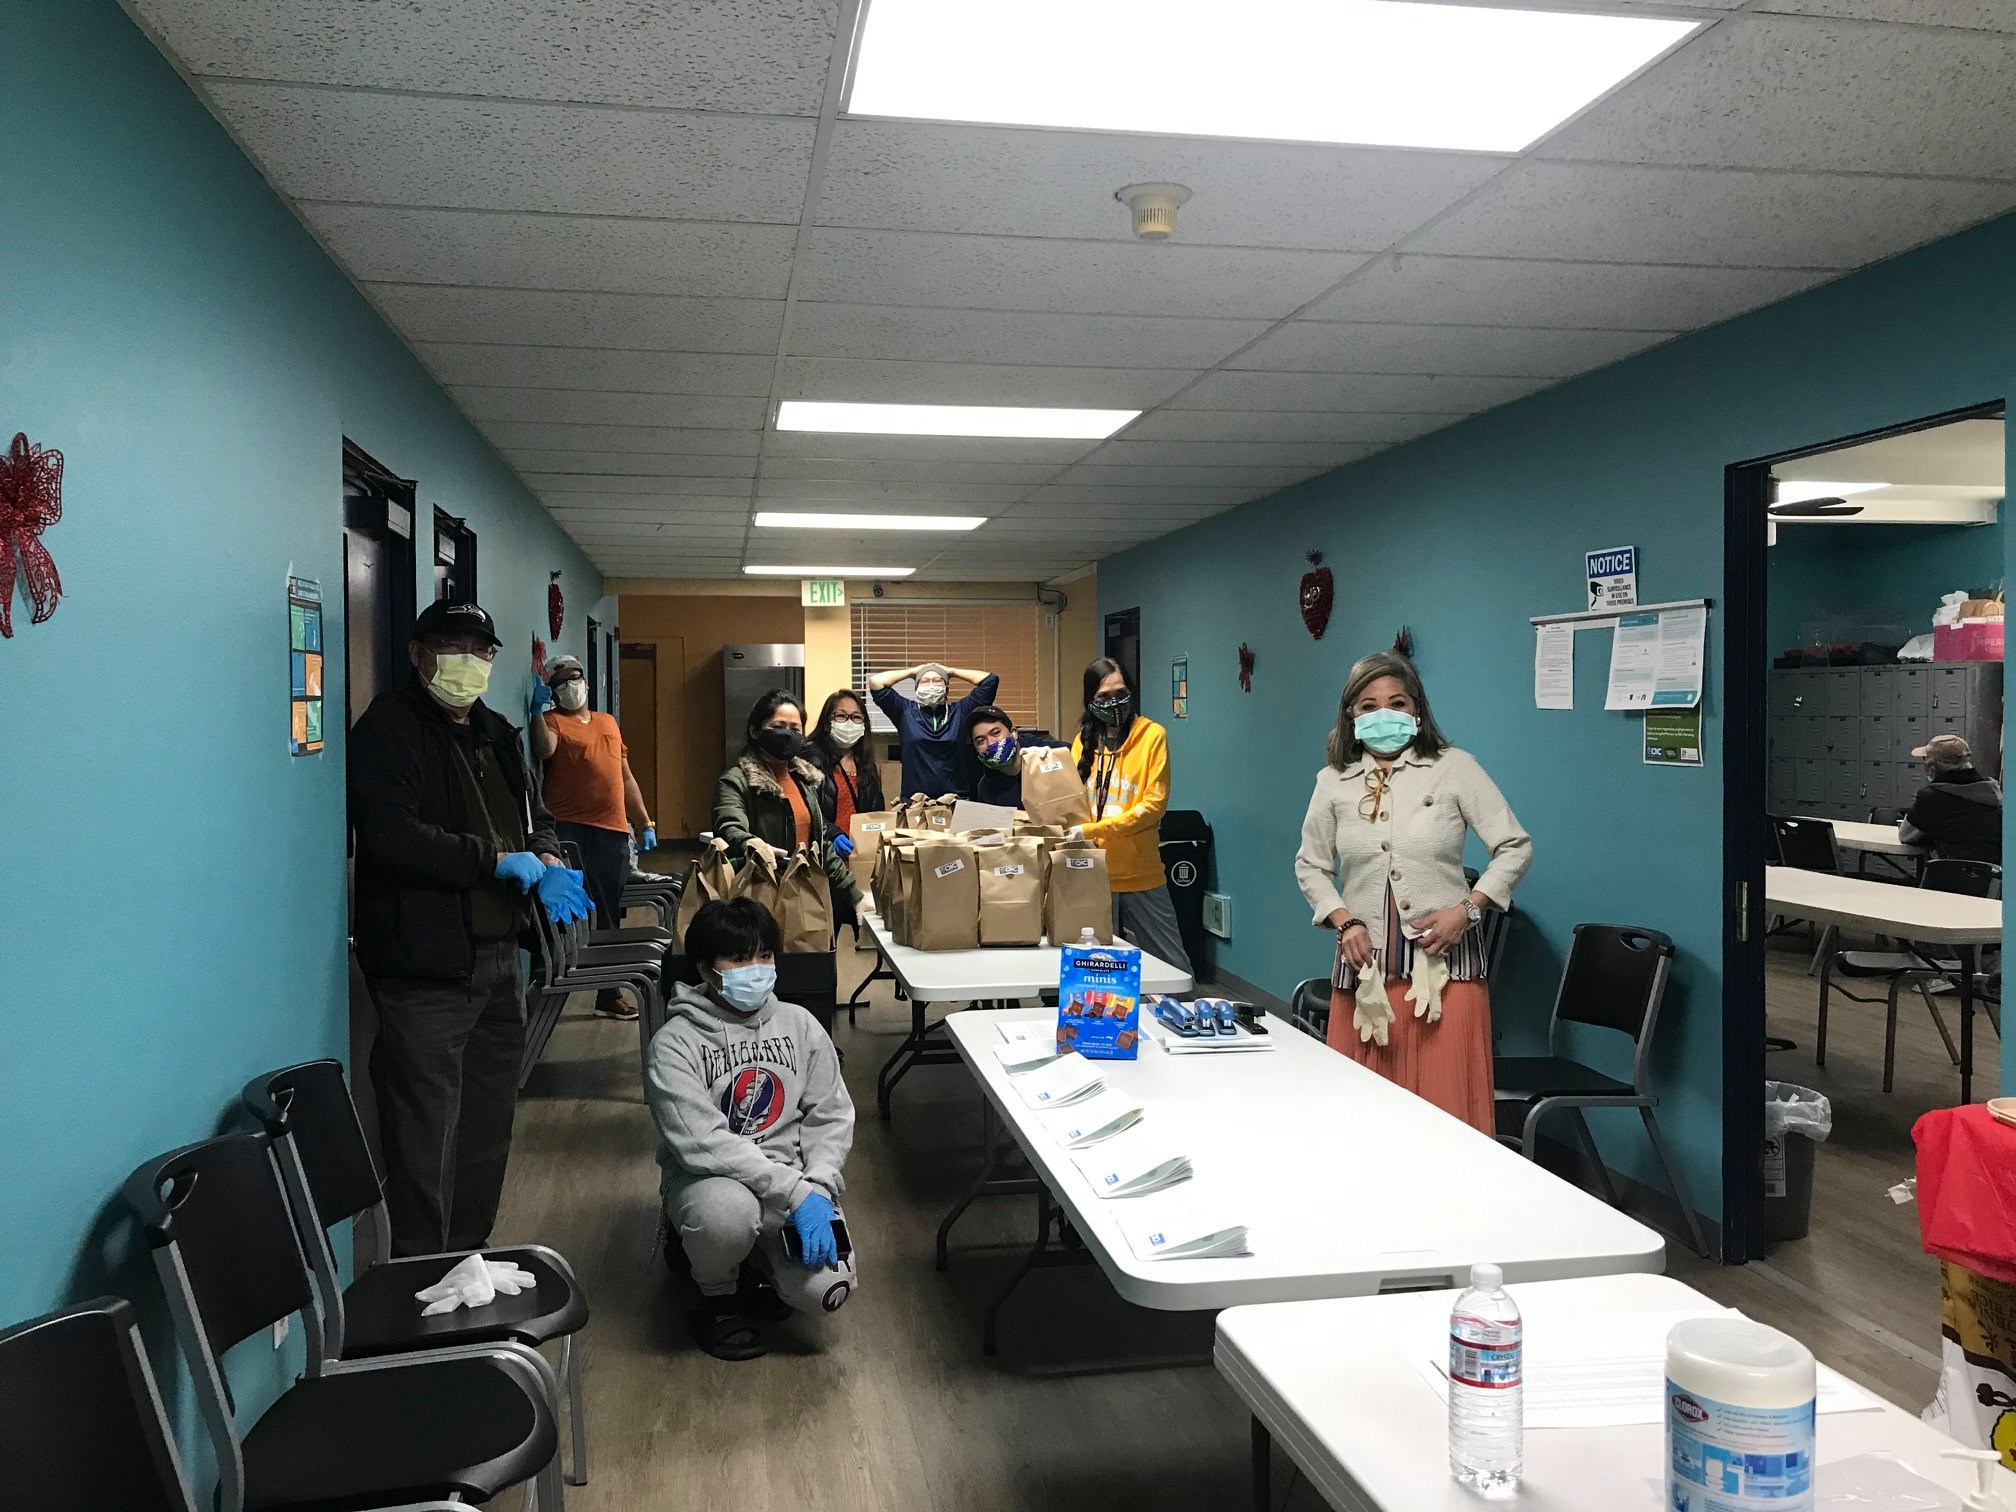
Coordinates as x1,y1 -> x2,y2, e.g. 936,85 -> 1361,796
806,689 -> 886,841
1294,652 -> 1530,1134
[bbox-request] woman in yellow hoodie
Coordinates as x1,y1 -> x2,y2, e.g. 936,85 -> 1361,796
1069,658 -> 1193,973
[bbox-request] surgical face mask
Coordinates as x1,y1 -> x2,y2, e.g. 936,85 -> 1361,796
978,736 -> 1020,770
1354,708 -> 1419,755
755,725 -> 805,761
554,680 -> 587,711
829,717 -> 865,748
713,962 -> 776,1014
426,652 -> 492,709
915,680 -> 947,708
1090,692 -> 1131,725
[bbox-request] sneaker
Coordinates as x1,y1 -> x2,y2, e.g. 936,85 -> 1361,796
594,994 -> 640,1021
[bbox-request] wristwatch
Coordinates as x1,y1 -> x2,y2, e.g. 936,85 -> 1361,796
1462,899 -> 1483,927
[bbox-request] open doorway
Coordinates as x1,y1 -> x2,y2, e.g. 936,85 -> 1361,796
1725,404 -> 2004,1402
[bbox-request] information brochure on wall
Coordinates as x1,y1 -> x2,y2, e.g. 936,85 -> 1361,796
287,575 -> 325,757
1645,706 -> 1704,767
1534,622 -> 1574,710
1605,606 -> 1705,711
1586,545 -> 1638,611
1058,940 -> 1142,1060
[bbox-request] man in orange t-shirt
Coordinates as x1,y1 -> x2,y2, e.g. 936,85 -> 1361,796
529,655 -> 657,1018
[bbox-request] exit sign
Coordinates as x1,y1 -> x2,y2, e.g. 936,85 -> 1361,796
801,578 -> 846,608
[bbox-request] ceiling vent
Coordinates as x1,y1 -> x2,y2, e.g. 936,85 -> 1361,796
1115,182 -> 1192,240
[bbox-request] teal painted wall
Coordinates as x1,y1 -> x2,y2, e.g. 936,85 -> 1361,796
1769,520 -> 2004,654
1102,213 -> 2016,1231
0,0 -> 600,1478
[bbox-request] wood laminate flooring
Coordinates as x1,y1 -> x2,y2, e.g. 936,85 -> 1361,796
487,930 -> 1999,1510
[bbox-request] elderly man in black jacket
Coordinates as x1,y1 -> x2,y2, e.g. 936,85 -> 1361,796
1901,733 -> 2003,864
349,599 -> 590,1257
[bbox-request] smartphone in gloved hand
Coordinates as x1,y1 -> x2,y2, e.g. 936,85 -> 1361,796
783,1215 -> 853,1265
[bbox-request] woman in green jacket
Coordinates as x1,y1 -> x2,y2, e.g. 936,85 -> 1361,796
712,689 -> 863,910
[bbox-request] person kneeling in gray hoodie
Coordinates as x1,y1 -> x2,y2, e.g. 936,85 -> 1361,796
646,897 -> 857,1360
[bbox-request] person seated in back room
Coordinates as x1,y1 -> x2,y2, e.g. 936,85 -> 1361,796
646,897 -> 858,1361
965,702 -> 1067,809
1901,733 -> 2003,864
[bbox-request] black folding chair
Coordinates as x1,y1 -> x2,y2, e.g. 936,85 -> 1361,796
1493,923 -> 1709,1259
244,1060 -> 592,1486
124,1134 -> 562,1512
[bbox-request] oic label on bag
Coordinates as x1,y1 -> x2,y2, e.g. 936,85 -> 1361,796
1057,940 -> 1142,1061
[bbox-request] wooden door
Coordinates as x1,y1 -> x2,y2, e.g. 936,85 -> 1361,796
620,642 -> 660,824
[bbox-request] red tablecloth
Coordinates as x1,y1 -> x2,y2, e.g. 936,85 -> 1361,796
1913,1104 -> 2016,1285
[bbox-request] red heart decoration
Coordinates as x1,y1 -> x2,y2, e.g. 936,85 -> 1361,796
1299,550 -> 1333,640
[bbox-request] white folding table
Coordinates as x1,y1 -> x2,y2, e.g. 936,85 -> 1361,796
1824,819 -> 1926,860
1217,1272 -> 2016,1512
860,911 -> 1193,1119
1765,865 -> 2001,1100
945,1009 -> 1664,1353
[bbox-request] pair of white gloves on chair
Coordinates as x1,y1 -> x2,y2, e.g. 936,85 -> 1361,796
413,1253 -> 539,1316
1351,948 -> 1450,1047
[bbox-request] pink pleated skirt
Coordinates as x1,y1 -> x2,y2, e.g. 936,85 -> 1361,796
1326,977 -> 1495,1136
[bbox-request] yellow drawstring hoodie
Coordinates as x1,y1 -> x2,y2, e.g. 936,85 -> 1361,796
1071,716 -> 1171,893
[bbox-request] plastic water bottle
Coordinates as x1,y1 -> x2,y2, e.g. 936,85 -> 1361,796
1448,1262 -> 1523,1494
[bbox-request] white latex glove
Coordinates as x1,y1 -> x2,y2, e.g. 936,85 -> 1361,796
413,1254 -> 536,1316
1406,950 -> 1450,1024
1352,958 -> 1393,1047
1063,825 -> 1084,842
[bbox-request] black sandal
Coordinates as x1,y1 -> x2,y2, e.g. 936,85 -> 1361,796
737,1267 -> 793,1324
687,1300 -> 766,1361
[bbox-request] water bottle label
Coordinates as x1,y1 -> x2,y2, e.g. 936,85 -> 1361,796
1449,1315 -> 1522,1389
1666,1383 -> 1814,1511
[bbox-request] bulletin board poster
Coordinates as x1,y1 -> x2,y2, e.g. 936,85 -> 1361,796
1171,656 -> 1189,719
1644,706 -> 1703,767
288,576 -> 325,757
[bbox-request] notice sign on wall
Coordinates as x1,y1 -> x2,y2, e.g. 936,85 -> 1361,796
288,575 -> 325,757
1644,706 -> 1703,767
1586,545 -> 1638,611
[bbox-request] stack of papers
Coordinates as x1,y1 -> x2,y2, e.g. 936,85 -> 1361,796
1037,1090 -> 1144,1148
1117,1199 -> 1251,1262
1013,1052 -> 1106,1109
1070,1128 -> 1192,1197
991,1038 -> 1060,1073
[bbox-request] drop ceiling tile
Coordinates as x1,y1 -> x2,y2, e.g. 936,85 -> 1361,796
551,506 -> 753,524
777,357 -> 1198,408
207,84 -> 816,219
375,286 -> 783,353
1302,256 -> 1828,329
818,122 -> 1508,251
571,522 -> 750,540
753,479 -> 1030,503
1026,484 -> 1260,507
1230,322 -> 1671,377
762,432 -> 1100,464
1121,410 -> 1452,444
1411,160 -> 2016,268
1758,0 -> 2016,26
1171,371 -> 1545,413
798,229 -> 1367,319
1540,17 -> 2016,178
1053,463 -> 1310,489
759,458 -> 1060,485
129,0 -> 839,112
526,474 -> 757,497
420,344 -> 776,394
305,206 -> 799,298
1074,440 -> 1381,469
506,450 -> 758,478
479,423 -> 763,455
451,388 -> 768,427
789,304 -> 1268,369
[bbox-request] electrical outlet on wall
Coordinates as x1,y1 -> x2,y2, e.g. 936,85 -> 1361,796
272,1316 -> 289,1349
1202,892 -> 1232,938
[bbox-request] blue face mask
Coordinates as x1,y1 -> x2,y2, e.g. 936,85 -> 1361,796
979,736 -> 1020,770
1354,708 -> 1419,755
714,962 -> 776,1013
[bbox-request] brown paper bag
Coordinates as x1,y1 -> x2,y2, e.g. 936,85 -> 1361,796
775,848 -> 835,953
1045,842 -> 1112,945
849,810 -> 897,892
922,796 -> 957,832
895,793 -> 932,829
1020,751 -> 1093,828
1012,817 -> 1070,840
675,837 -> 736,950
912,838 -> 980,951
976,836 -> 1046,946
890,844 -> 924,946
727,843 -> 782,922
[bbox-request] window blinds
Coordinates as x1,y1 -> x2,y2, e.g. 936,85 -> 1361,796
850,602 -> 1042,732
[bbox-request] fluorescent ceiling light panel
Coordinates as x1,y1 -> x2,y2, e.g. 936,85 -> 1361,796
753,511 -> 987,532
743,564 -> 918,578
846,0 -> 1697,153
776,401 -> 1137,440
1772,480 -> 1885,505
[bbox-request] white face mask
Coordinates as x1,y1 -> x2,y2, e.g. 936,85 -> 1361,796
555,680 -> 587,711
915,680 -> 947,708
829,717 -> 865,747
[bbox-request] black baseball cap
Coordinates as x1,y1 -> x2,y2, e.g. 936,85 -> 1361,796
413,599 -> 501,648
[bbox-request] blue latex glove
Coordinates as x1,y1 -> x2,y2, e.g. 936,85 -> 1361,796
790,1191 -> 838,1269
833,832 -> 855,858
640,826 -> 658,853
529,681 -> 554,716
495,851 -> 545,893
535,866 -> 593,925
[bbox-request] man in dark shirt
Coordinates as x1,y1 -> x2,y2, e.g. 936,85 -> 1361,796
868,661 -> 998,798
966,704 -> 1066,809
349,599 -> 590,1256
1901,734 -> 2003,864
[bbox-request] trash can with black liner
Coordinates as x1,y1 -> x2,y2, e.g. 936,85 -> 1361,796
1158,809 -> 1212,980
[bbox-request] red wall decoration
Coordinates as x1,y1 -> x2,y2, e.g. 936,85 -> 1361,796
0,432 -> 64,638
1299,550 -> 1333,640
547,571 -> 565,639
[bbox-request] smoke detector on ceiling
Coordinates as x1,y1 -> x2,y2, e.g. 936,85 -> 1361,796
1115,182 -> 1192,241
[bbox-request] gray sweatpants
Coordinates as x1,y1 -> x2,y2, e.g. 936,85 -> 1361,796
668,1176 -> 859,1317
1114,885 -> 1193,975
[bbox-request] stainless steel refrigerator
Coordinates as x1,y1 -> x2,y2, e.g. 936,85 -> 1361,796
723,643 -> 804,766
